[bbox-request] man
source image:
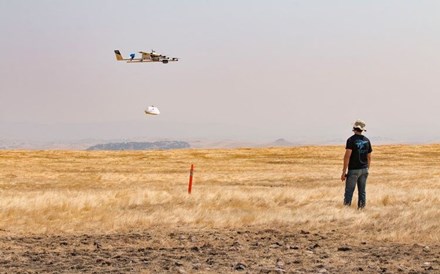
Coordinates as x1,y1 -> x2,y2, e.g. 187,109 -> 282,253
341,119 -> 372,209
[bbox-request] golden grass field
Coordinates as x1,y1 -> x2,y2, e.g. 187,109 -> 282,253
1,144 -> 439,242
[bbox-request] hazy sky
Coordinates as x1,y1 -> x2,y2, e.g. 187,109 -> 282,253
1,0 -> 440,142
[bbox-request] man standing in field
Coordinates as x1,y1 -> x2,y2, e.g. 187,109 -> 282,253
341,120 -> 372,209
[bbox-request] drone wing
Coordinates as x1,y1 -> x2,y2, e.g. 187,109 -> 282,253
139,51 -> 152,61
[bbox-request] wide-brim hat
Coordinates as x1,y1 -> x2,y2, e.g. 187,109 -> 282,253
353,119 -> 367,131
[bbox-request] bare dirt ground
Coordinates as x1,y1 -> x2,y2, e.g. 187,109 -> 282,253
1,226 -> 438,273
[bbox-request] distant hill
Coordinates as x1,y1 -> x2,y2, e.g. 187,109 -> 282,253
260,138 -> 297,147
271,138 -> 295,147
86,141 -> 190,151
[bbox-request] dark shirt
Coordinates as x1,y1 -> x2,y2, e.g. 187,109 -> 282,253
346,134 -> 372,170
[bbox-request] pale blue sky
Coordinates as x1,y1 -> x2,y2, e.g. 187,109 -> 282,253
1,1 -> 440,142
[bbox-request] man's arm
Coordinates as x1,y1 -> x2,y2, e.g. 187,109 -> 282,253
341,149 -> 352,181
367,153 -> 371,168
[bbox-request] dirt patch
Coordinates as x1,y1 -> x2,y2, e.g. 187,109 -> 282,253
0,227 -> 438,273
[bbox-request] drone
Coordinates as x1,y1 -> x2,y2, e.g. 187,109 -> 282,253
114,49 -> 178,64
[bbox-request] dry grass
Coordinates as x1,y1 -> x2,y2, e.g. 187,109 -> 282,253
1,145 -> 439,242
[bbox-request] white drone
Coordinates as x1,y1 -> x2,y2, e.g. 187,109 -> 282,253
114,49 -> 178,64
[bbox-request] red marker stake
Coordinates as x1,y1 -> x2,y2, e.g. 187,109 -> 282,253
188,164 -> 194,194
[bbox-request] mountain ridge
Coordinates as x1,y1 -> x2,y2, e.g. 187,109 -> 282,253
86,141 -> 190,151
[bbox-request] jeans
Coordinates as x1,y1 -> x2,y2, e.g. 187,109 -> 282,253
344,168 -> 369,208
